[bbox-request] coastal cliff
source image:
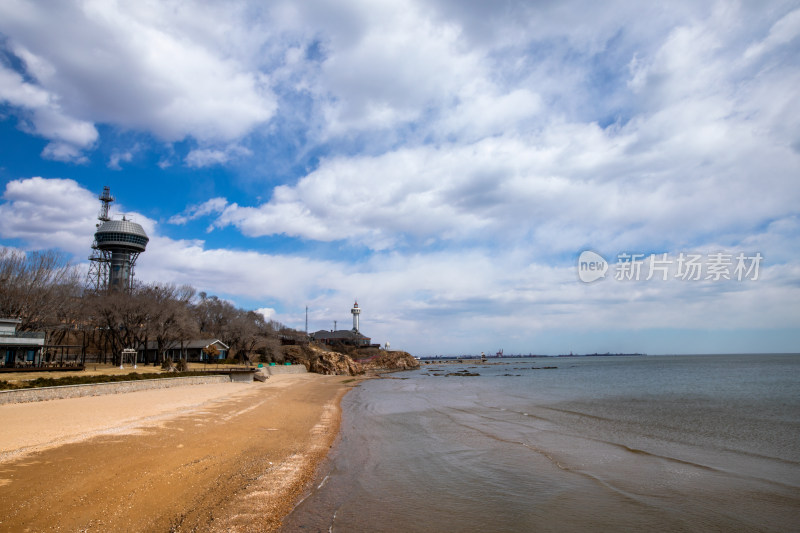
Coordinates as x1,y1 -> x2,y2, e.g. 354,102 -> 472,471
283,344 -> 419,375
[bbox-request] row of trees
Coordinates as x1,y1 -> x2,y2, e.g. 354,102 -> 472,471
0,248 -> 303,364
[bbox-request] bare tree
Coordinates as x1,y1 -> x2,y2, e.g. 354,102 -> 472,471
138,283 -> 197,364
0,248 -> 82,340
225,310 -> 266,363
1,246 -> 307,367
89,289 -> 150,365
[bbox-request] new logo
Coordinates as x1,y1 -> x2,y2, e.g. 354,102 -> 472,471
577,250 -> 608,283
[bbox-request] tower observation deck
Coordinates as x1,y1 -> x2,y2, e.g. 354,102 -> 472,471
86,187 -> 149,291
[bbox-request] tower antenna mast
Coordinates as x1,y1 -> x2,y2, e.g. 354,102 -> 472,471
98,186 -> 114,222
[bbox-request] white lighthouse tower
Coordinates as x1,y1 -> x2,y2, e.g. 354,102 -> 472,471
351,300 -> 361,333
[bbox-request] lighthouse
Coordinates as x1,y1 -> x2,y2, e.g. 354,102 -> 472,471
310,301 -> 372,347
351,300 -> 361,333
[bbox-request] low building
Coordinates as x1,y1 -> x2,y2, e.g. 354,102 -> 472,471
311,329 -> 372,347
310,301 -> 380,347
138,339 -> 230,362
1,318 -> 45,368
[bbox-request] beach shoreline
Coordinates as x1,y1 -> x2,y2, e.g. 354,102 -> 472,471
0,373 -> 356,532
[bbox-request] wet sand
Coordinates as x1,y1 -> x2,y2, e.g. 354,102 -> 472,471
0,373 -> 355,532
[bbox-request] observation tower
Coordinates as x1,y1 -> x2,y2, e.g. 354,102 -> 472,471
86,186 -> 149,291
351,300 -> 361,333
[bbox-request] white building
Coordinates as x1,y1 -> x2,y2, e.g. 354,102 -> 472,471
1,318 -> 45,367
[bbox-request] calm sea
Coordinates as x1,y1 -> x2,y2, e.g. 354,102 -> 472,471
282,354 -> 800,532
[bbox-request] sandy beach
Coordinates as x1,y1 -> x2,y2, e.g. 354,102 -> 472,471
0,373 -> 355,532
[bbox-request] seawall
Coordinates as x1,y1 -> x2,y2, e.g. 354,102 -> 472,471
0,375 -> 232,405
263,364 -> 308,376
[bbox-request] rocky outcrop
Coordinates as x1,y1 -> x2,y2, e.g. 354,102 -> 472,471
358,351 -> 420,372
282,344 -> 419,376
282,344 -> 362,375
308,348 -> 364,376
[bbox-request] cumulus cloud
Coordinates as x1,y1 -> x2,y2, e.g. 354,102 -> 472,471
40,142 -> 90,164
1,177 -> 798,355
134,229 -> 800,354
256,307 -> 277,321
317,2 -> 485,135
212,112 -> 798,257
189,2 -> 797,260
0,177 -> 158,256
1,0 -> 796,162
0,177 -> 100,254
0,64 -> 98,162
0,0 -> 278,159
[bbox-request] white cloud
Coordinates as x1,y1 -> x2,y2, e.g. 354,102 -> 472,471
1,0 -> 795,161
40,142 -> 90,164
108,152 -> 132,170
1,177 -> 798,355
0,63 -> 50,108
0,177 -> 98,254
0,177 -> 157,256
190,1 -> 799,263
185,145 -> 253,168
317,2 -> 485,136
744,8 -> 800,60
108,144 -> 140,170
256,307 -> 276,321
434,88 -> 543,141
212,106 -> 799,257
168,197 -> 229,225
0,0 -> 278,158
133,228 -> 800,354
0,64 -> 98,162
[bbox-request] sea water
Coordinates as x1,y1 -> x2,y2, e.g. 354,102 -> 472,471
282,354 -> 800,532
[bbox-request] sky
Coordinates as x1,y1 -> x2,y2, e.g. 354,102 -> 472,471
0,0 -> 798,356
